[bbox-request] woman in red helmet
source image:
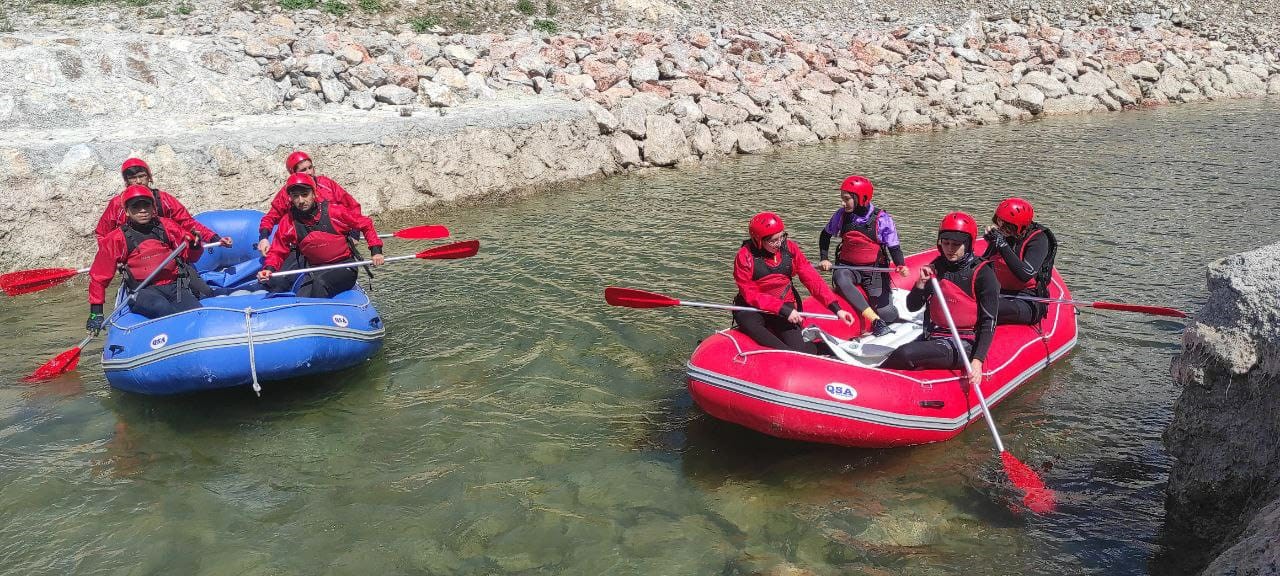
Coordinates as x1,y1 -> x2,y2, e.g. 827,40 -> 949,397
85,186 -> 208,331
257,151 -> 364,255
734,212 -> 855,353
880,212 -> 999,388
256,174 -> 384,298
95,158 -> 226,247
982,197 -> 1058,325
817,175 -> 910,337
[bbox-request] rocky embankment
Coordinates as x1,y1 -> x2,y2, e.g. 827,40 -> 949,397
2,3 -> 1280,270
1161,242 -> 1280,575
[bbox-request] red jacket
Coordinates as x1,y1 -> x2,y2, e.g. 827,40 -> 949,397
263,202 -> 382,271
95,188 -> 216,244
88,217 -> 205,305
259,175 -> 362,237
733,239 -> 841,315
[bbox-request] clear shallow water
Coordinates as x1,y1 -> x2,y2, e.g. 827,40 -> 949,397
3,99 -> 1279,575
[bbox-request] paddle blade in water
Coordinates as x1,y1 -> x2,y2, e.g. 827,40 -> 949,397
415,240 -> 479,260
604,287 -> 680,309
394,225 -> 450,240
1091,301 -> 1187,318
1001,451 -> 1055,514
1,268 -> 82,296
24,346 -> 85,382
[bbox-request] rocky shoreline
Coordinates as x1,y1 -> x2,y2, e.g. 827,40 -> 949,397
2,4 -> 1280,271
1160,242 -> 1280,575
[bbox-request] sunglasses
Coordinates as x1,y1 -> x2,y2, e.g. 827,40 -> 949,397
765,232 -> 789,245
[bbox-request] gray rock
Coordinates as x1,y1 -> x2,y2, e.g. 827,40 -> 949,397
629,59 -> 660,84
373,84 -> 415,105
584,100 -> 618,134
670,98 -> 704,124
953,47 -> 983,63
1018,71 -> 1070,98
418,80 -> 457,107
611,133 -> 641,167
350,62 -> 389,87
642,114 -> 691,166
689,123 -> 715,157
434,67 -> 467,89
350,90 -> 376,110
1010,83 -> 1045,113
1126,61 -> 1161,81
780,123 -> 817,144
320,77 -> 348,103
1223,65 -> 1267,95
1069,71 -> 1112,96
443,45 -> 476,66
1040,94 -> 1101,115
732,123 -> 769,154
858,113 -> 891,134
1269,76 -> 1280,95
1130,12 -> 1160,30
304,53 -> 345,77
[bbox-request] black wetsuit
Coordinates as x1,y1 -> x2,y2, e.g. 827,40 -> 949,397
983,223 -> 1055,325
880,253 -> 999,371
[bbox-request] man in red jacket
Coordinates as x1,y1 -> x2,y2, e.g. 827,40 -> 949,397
256,173 -> 384,298
86,186 -> 209,333
257,151 -> 364,255
96,158 -> 227,247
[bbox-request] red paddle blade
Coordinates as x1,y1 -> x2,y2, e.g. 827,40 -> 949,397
24,346 -> 85,381
1091,301 -> 1187,318
415,239 -> 479,260
394,225 -> 450,240
1001,451 -> 1055,514
604,287 -> 681,308
1,268 -> 82,296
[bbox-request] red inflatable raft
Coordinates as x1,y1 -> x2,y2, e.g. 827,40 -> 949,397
686,242 -> 1078,448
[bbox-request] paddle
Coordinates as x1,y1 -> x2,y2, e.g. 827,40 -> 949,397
2,241 -> 220,297
831,265 -> 896,273
604,286 -> 841,321
929,277 -> 1055,514
378,224 -> 450,240
25,240 -> 209,382
265,240 -> 480,279
1005,294 -> 1186,318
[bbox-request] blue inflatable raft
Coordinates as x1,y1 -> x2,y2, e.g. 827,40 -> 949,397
100,209 -> 385,395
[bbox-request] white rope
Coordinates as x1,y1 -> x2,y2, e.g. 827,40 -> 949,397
244,307 -> 261,397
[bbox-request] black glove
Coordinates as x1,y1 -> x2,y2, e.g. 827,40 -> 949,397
86,312 -> 105,335
984,228 -> 1007,249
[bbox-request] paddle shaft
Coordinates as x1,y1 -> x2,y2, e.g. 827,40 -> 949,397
678,299 -> 839,321
832,265 -> 896,273
267,254 -> 415,278
929,277 -> 1005,453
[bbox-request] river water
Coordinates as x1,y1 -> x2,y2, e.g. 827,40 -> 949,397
3,99 -> 1278,575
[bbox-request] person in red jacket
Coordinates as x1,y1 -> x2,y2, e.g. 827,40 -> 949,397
880,212 -> 999,388
733,212 -> 855,353
95,158 -> 227,248
257,151 -> 364,255
256,173 -> 385,298
981,197 -> 1058,325
85,186 -> 208,333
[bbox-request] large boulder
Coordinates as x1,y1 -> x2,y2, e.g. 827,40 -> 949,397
641,114 -> 690,166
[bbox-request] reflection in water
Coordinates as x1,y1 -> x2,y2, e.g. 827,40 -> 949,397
1,100 -> 1279,575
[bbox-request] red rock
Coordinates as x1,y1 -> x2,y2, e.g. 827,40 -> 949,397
582,58 -> 625,91
384,63 -> 419,90
635,31 -> 655,45
883,38 -> 912,57
591,84 -> 636,108
689,30 -> 713,49
636,81 -> 672,98
705,77 -> 740,94
667,78 -> 705,97
1108,49 -> 1142,65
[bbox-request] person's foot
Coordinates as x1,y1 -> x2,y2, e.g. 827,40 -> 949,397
870,319 -> 891,337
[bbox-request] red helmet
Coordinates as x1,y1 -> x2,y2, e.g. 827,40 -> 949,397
840,175 -> 874,205
286,151 -> 312,173
994,197 -> 1035,235
120,157 -> 151,181
120,184 -> 154,207
937,211 -> 978,252
748,211 -> 785,247
285,172 -> 316,193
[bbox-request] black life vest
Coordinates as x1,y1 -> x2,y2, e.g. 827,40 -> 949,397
294,202 -> 355,266
121,223 -> 180,288
926,256 -> 989,340
991,223 -> 1057,297
836,207 -> 885,266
